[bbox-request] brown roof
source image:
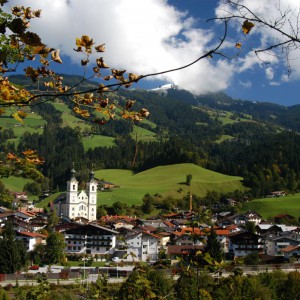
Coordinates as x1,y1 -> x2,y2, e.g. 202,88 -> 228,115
281,245 -> 300,253
167,244 -> 204,255
19,231 -> 47,238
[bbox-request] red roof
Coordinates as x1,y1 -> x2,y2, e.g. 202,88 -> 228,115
19,231 -> 47,238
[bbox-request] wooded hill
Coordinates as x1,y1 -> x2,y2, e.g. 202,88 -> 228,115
2,74 -> 300,203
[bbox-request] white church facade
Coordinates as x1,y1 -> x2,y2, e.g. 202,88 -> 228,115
54,168 -> 98,222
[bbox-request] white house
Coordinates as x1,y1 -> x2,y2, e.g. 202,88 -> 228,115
125,231 -> 160,261
63,223 -> 118,255
15,231 -> 47,251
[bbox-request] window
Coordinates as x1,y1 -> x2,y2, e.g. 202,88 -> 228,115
73,184 -> 75,190
92,186 -> 95,191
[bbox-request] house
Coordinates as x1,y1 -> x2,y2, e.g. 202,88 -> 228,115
274,214 -> 296,224
166,244 -> 204,260
63,223 -> 118,255
282,245 -> 300,261
243,211 -> 262,225
225,198 -> 237,207
228,231 -> 264,258
271,191 -> 286,197
98,181 -> 115,190
265,234 -> 300,256
15,231 -> 47,251
215,229 -> 231,253
125,231 -> 160,261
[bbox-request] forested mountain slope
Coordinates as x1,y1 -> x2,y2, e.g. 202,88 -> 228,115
4,74 -> 300,198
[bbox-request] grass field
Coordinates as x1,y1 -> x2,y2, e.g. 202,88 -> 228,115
82,135 -> 116,151
242,194 -> 300,219
32,163 -> 244,208
1,176 -> 33,192
93,163 -> 244,206
0,108 -> 46,147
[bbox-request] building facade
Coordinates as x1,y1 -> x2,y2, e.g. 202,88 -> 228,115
55,168 -> 97,222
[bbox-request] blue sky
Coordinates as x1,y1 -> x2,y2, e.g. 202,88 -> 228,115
7,0 -> 300,106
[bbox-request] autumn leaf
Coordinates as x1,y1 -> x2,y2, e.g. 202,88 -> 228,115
98,83 -> 109,92
126,100 -> 135,110
95,44 -> 105,52
242,20 -> 255,34
17,110 -> 27,118
20,31 -> 44,47
100,98 -> 109,108
22,149 -> 37,157
81,59 -> 89,66
129,73 -> 141,82
235,43 -> 242,48
96,57 -> 109,68
51,49 -> 63,63
24,66 -> 39,82
139,108 -> 150,117
11,111 -> 24,123
76,35 -> 94,53
8,18 -> 28,34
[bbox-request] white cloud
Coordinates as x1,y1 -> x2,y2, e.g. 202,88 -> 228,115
239,80 -> 252,88
265,67 -> 274,80
270,81 -> 281,86
5,0 -> 300,97
6,0 -> 238,95
216,0 -> 300,81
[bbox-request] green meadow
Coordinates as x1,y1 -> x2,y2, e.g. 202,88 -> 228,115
1,176 -> 33,192
94,163 -> 244,206
23,163 -> 244,208
242,194 -> 300,219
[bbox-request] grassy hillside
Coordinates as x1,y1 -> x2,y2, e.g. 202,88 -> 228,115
94,163 -> 244,206
242,194 -> 300,219
1,176 -> 33,192
33,163 -> 244,208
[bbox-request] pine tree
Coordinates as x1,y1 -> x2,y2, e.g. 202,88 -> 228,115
0,222 -> 28,273
205,226 -> 223,263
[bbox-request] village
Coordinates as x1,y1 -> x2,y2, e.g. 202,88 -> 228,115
0,169 -> 299,271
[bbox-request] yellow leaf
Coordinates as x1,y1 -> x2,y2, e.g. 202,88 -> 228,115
51,49 -> 63,64
12,112 -> 24,123
242,20 -> 255,34
235,43 -> 242,48
129,73 -> 141,82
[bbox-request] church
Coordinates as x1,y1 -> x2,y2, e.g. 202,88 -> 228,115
54,167 -> 98,222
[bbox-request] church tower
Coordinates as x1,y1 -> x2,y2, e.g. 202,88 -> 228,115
86,170 -> 97,221
66,166 -> 79,219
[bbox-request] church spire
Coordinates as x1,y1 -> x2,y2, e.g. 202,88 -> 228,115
89,164 -> 95,180
71,162 -> 76,179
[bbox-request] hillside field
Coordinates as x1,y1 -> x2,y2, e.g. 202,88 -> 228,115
28,163 -> 245,208
242,194 -> 300,219
94,163 -> 244,206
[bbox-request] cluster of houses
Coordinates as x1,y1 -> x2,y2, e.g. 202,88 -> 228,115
0,168 -> 299,264
1,205 -> 300,263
